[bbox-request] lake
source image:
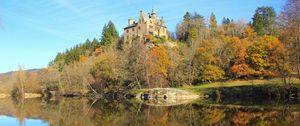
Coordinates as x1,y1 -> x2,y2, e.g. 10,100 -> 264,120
0,97 -> 299,126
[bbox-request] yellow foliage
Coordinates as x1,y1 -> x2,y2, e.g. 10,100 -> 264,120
148,45 -> 170,77
145,34 -> 157,42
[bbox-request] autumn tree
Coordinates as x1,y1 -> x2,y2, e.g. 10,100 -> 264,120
90,47 -> 126,92
146,45 -> 170,87
12,66 -> 26,97
247,36 -> 286,78
126,39 -> 148,89
228,37 -> 252,78
220,20 -> 247,38
209,13 -> 218,36
167,47 -> 187,87
60,61 -> 95,95
278,0 -> 300,79
194,40 -> 225,82
39,67 -> 61,95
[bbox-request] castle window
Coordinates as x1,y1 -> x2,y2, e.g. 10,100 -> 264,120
150,20 -> 152,23
126,29 -> 129,33
132,28 -> 135,31
138,26 -> 141,30
149,25 -> 153,28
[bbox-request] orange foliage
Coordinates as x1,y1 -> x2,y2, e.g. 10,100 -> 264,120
229,37 -> 252,78
94,48 -> 102,55
232,111 -> 253,125
79,55 -> 88,62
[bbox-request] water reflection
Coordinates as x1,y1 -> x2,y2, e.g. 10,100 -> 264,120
0,116 -> 48,126
0,97 -> 299,126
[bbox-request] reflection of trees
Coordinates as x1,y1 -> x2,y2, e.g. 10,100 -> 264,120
232,111 -> 253,125
198,107 -> 225,125
14,98 -> 25,126
0,98 -> 299,126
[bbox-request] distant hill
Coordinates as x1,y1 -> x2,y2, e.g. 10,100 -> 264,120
0,69 -> 42,84
0,69 -> 41,76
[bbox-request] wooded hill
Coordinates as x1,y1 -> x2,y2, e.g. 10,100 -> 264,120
1,0 -> 299,96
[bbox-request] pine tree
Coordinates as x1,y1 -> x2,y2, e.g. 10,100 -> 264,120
183,12 -> 191,24
252,6 -> 276,36
253,13 -> 264,36
209,13 -> 218,36
209,13 -> 217,29
100,21 -> 119,46
222,17 -> 231,25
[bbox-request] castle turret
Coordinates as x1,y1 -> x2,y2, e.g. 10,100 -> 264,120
139,10 -> 145,23
128,19 -> 135,26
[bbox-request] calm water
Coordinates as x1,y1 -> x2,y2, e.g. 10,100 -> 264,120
0,97 -> 299,126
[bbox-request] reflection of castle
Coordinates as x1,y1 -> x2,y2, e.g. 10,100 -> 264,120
123,9 -> 168,42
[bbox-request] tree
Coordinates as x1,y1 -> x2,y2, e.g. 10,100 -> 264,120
243,26 -> 257,41
194,40 -> 225,82
247,36 -> 286,77
278,0 -> 300,79
252,6 -> 276,36
183,12 -> 191,24
209,13 -> 217,29
126,39 -> 148,89
176,12 -> 206,42
209,13 -> 218,37
100,21 -> 119,46
222,17 -> 231,25
12,66 -> 26,97
252,12 -> 264,36
228,37 -> 252,78
90,47 -> 126,92
146,45 -> 170,87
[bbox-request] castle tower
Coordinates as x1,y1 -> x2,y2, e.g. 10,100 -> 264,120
123,9 -> 168,42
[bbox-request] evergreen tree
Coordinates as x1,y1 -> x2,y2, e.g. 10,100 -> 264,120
222,17 -> 231,25
100,21 -> 119,46
209,13 -> 217,29
252,6 -> 276,36
92,38 -> 100,51
253,13 -> 264,36
183,12 -> 191,24
209,13 -> 218,36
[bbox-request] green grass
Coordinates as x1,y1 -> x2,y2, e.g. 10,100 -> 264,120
181,78 -> 300,93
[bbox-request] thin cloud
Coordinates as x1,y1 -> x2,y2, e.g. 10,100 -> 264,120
52,0 -> 89,17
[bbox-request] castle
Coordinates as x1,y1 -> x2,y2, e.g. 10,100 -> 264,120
123,9 -> 168,42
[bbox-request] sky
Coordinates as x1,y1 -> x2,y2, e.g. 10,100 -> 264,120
0,0 -> 286,73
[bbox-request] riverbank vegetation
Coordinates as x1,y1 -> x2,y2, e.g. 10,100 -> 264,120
0,0 -> 299,98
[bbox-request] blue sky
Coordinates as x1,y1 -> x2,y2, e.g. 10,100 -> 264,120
0,0 -> 285,73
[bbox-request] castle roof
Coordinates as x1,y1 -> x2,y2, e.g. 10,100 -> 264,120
124,23 -> 137,29
124,9 -> 167,29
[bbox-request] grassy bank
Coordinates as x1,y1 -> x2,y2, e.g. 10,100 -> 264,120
180,78 -> 300,103
181,78 -> 300,93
